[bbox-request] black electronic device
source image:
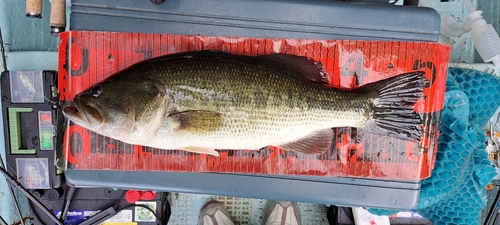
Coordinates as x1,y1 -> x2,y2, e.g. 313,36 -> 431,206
1,70 -> 60,190
1,71 -> 170,225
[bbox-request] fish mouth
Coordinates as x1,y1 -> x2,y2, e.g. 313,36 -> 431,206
62,99 -> 105,129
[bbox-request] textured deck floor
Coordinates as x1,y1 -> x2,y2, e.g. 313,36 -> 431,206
168,193 -> 329,225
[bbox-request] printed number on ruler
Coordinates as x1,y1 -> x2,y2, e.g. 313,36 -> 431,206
341,57 -> 369,86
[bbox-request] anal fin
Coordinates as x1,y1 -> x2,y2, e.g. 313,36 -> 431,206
277,129 -> 333,154
180,146 -> 220,156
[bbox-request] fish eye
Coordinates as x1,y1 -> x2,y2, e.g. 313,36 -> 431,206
91,85 -> 103,97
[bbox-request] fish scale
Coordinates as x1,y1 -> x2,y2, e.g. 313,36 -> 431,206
145,55 -> 369,150
155,57 -> 367,117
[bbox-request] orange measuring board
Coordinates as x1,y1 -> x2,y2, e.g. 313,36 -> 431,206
58,31 -> 450,181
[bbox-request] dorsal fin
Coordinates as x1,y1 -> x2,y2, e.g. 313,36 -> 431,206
264,54 -> 330,85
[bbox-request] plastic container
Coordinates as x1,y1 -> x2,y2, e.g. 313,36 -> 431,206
60,0 -> 449,210
59,30 -> 450,209
69,0 -> 441,42
15,158 -> 50,189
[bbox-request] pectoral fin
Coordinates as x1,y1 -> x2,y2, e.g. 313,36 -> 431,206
277,129 -> 333,154
169,110 -> 223,133
180,146 -> 220,156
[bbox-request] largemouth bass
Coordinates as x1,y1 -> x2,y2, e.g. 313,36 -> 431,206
63,51 -> 425,156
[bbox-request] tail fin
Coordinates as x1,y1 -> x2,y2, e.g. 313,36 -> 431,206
361,71 -> 427,142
